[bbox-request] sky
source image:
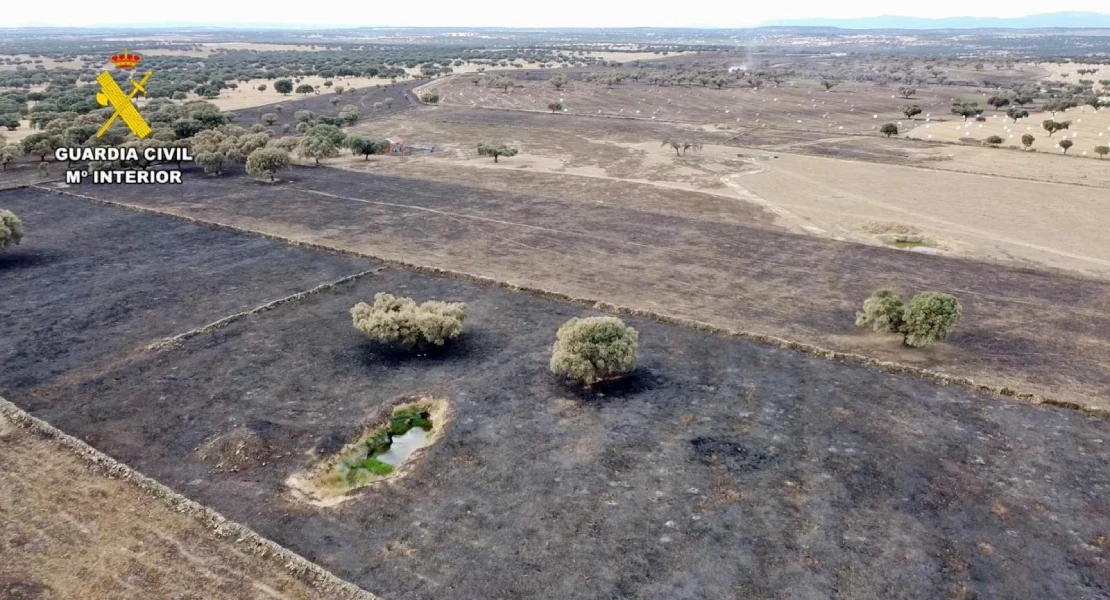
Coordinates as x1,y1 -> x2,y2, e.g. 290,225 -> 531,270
4,0 -> 1108,28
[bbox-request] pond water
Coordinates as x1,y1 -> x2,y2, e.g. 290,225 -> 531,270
377,427 -> 429,467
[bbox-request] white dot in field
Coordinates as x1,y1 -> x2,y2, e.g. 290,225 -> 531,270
1083,151 -> 1088,156
928,134 -> 934,138
838,126 -> 843,130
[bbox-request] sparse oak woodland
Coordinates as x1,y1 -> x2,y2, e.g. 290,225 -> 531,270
550,316 -> 639,385
0,209 -> 24,251
351,293 -> 466,350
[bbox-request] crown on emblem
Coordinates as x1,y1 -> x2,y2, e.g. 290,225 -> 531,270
110,47 -> 142,70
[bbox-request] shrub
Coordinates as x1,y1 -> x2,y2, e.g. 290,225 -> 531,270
550,316 -> 639,385
350,293 -> 466,349
901,292 -> 962,348
880,123 -> 898,137
1021,134 -> 1035,149
985,135 -> 1003,145
0,209 -> 23,251
855,289 -> 904,333
856,289 -> 961,348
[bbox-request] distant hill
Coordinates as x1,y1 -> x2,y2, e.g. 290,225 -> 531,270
761,11 -> 1110,29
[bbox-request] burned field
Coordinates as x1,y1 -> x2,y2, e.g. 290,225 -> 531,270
1,188 -> 1108,600
56,166 -> 1110,412
0,188 -> 371,393
231,81 -> 420,135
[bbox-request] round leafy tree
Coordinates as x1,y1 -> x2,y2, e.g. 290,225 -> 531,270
245,147 -> 291,182
855,289 -> 904,333
901,292 -> 962,348
550,316 -> 639,385
0,209 -> 23,251
477,143 -> 518,163
350,293 -> 466,350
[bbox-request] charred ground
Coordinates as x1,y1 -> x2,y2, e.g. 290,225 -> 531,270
0,188 -> 1107,600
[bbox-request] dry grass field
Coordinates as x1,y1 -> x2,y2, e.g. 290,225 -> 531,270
432,76 -> 960,134
907,103 -> 1110,154
347,105 -> 1110,277
187,76 -> 411,111
0,411 -> 353,600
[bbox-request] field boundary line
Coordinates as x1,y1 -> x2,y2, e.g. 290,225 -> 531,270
0,396 -> 384,600
146,267 -> 383,351
34,186 -> 1109,419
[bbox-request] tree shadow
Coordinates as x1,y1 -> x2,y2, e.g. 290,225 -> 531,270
344,332 -> 481,370
0,249 -> 61,270
563,369 -> 665,405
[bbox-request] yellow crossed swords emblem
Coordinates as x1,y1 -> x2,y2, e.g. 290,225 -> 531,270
95,70 -> 152,139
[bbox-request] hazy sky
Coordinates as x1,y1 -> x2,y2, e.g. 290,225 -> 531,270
5,0 -> 1108,28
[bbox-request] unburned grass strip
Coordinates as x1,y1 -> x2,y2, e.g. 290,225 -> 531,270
0,396 -> 382,600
